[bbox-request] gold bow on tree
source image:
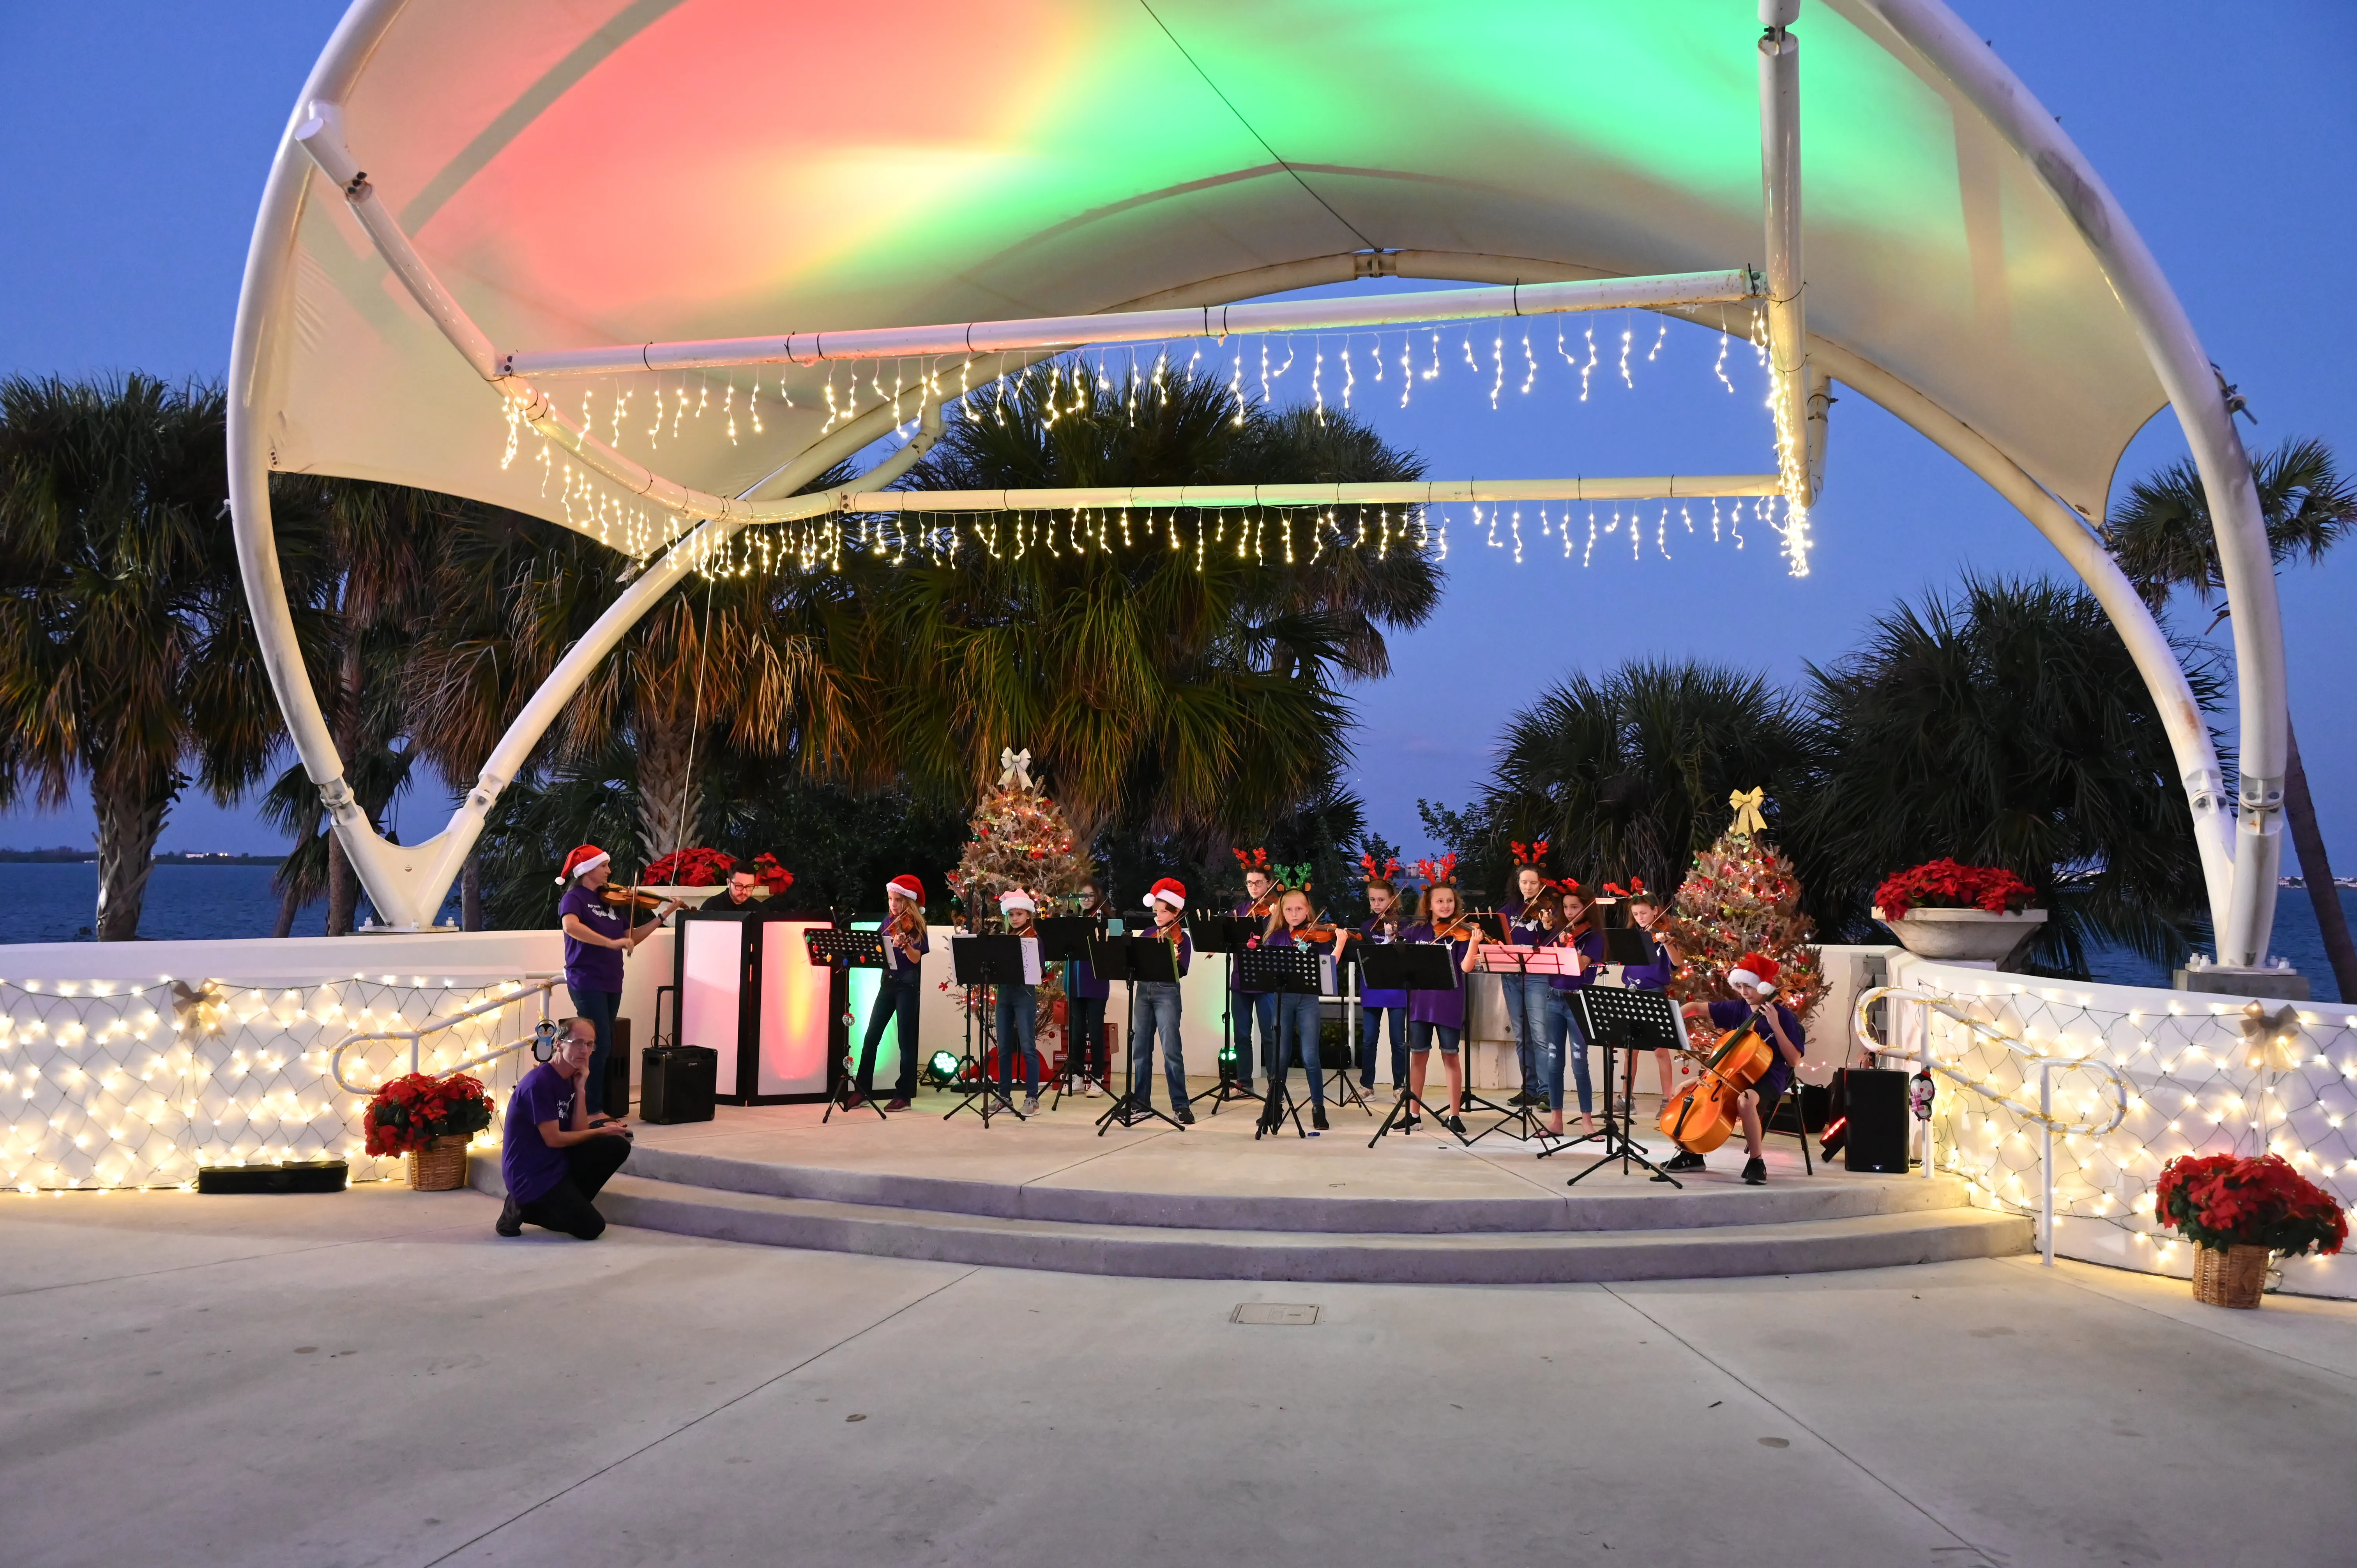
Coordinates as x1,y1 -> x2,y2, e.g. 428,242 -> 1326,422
1727,787 -> 1768,837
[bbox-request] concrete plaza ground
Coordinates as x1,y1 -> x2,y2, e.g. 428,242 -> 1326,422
4,1184 -> 2354,1567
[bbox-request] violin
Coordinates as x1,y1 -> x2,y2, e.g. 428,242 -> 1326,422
1657,999 -> 1781,1155
1428,915 -> 1481,943
598,884 -> 673,914
887,902 -> 926,961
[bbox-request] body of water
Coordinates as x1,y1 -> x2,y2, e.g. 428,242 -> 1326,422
4,862 -> 2350,1004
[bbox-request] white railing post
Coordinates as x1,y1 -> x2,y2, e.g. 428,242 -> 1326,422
1921,998 -> 1936,1181
2038,1062 -> 2055,1266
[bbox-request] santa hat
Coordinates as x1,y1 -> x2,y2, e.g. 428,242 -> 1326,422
1145,878 -> 1187,910
1728,952 -> 1781,991
885,875 -> 924,904
555,844 -> 609,885
998,888 -> 1037,915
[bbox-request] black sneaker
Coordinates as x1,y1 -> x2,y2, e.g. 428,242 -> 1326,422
1441,1114 -> 1466,1137
495,1196 -> 522,1238
1664,1149 -> 1706,1173
1176,1106 -> 1196,1126
1742,1156 -> 1767,1186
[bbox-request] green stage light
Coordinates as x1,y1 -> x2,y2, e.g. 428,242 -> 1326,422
924,1050 -> 963,1088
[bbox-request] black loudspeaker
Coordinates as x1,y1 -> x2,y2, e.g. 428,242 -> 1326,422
640,1044 -> 718,1123
1838,1068 -> 1910,1173
604,1015 -> 634,1114
197,1160 -> 349,1194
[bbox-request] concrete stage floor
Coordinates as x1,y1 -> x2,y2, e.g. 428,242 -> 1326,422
7,1182 -> 2355,1567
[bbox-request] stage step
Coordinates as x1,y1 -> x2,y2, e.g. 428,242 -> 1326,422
475,1164 -> 2031,1283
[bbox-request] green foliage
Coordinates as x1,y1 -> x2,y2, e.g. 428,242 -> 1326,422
1782,576 -> 2217,975
2104,436 -> 2356,617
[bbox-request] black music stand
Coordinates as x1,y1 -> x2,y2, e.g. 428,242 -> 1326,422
1465,943 -> 1580,1147
1237,945 -> 1322,1139
1547,987 -> 1689,1186
1601,927 -> 1655,966
1190,915 -> 1264,1112
1088,935 -> 1184,1134
1035,917 -> 1103,1104
1325,948 -> 1376,1117
1355,943 -> 1467,1146
947,934 -> 1030,1126
804,929 -> 890,1122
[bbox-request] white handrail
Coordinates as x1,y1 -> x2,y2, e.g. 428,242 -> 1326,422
329,976 -> 561,1093
1855,984 -> 2131,1265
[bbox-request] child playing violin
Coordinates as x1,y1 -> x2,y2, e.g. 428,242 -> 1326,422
848,874 -> 929,1111
1357,857 -> 1410,1094
1258,887 -> 1347,1134
1529,888 -> 1602,1142
1668,951 -> 1806,1184
1399,867 -> 1477,1136
1617,885 -> 1690,1110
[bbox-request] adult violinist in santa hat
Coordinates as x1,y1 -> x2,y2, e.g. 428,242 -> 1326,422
555,845 -> 678,1121
1669,951 -> 1807,1185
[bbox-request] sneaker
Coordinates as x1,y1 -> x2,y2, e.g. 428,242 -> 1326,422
841,1091 -> 865,1111
1176,1106 -> 1196,1126
495,1196 -> 522,1238
1664,1149 -> 1706,1173
1022,1095 -> 1041,1116
1441,1114 -> 1466,1137
1084,1078 -> 1103,1098
884,1097 -> 911,1112
1312,1106 -> 1329,1133
1742,1156 -> 1767,1186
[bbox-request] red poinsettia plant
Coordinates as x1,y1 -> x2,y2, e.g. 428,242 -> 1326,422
363,1071 -> 496,1158
749,853 -> 794,893
1873,858 -> 2038,918
2154,1152 -> 2347,1256
646,846 -> 736,886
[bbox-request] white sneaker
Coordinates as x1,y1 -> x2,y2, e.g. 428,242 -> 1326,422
1084,1078 -> 1103,1098
1023,1095 -> 1041,1116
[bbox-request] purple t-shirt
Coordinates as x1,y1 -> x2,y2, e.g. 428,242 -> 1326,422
1705,998 -> 1806,1095
559,881 -> 630,994
1621,931 -> 1675,991
883,923 -> 931,978
1548,928 -> 1609,992
1400,923 -> 1469,1028
1358,913 -> 1410,1008
502,1061 -> 578,1204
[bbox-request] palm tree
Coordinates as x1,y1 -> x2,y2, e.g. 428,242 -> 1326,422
0,375 -> 283,938
1473,660 -> 1810,893
1783,576 -> 2217,976
2104,436 -> 2357,997
864,360 -> 1442,837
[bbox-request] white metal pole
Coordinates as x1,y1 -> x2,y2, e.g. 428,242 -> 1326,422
825,474 -> 1780,513
495,270 -> 1763,378
2039,1064 -> 2055,1266
1758,2 -> 1811,506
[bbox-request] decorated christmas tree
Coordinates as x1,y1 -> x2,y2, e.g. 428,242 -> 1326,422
946,747 -> 1097,921
1663,787 -> 1825,1019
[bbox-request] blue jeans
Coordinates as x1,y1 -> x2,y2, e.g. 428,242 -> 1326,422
1499,973 -> 1546,1093
993,985 -> 1040,1099
1542,987 -> 1594,1114
1359,1005 -> 1409,1087
1129,981 -> 1189,1111
1230,988 -> 1276,1085
857,973 -> 922,1098
1267,992 -> 1327,1111
567,984 -> 621,1118
1068,995 -> 1108,1080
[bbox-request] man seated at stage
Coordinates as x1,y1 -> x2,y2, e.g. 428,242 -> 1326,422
715,867 -> 762,908
1671,951 -> 1805,1186
496,1016 -> 635,1240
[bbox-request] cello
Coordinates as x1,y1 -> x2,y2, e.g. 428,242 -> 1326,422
1656,998 -> 1781,1154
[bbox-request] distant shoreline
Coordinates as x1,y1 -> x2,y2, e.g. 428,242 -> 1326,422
0,850 -> 280,866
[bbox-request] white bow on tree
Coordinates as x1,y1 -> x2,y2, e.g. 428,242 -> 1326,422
997,747 -> 1035,790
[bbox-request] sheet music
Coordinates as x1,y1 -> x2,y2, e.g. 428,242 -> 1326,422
1021,937 -> 1043,985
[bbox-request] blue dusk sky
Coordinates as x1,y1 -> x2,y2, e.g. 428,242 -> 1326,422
1,3 -> 2352,870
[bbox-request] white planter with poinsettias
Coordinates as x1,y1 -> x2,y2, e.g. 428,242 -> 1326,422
1871,859 -> 2046,963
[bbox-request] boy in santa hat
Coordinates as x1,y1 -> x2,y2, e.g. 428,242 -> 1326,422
850,875 -> 930,1111
554,845 -> 675,1120
1670,952 -> 1807,1184
994,888 -> 1046,1115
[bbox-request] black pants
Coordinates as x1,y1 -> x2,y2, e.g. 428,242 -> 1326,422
515,1136 -> 632,1239
568,984 -> 622,1118
857,974 -> 923,1098
1068,995 -> 1108,1079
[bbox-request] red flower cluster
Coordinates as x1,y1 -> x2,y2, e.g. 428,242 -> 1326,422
749,852 -> 794,893
1873,858 -> 2037,918
363,1071 -> 495,1158
646,846 -> 736,887
2154,1151 -> 2347,1257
